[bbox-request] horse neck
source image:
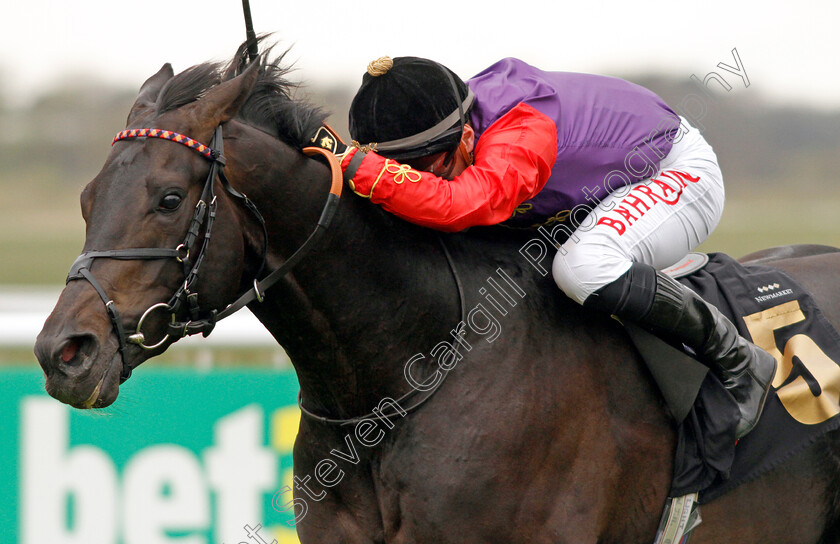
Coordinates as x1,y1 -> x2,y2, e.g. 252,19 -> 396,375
227,125 -> 461,418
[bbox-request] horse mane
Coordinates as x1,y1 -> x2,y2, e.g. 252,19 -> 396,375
155,37 -> 327,149
151,39 -> 553,262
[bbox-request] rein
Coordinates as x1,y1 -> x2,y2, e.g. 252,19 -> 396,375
66,124 -> 342,382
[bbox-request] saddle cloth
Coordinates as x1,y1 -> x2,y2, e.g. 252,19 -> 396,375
635,252 -> 840,502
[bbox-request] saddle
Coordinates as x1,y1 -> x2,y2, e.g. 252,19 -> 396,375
631,252 -> 840,500
634,252 -> 840,542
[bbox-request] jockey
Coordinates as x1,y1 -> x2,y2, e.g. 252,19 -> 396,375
335,55 -> 776,439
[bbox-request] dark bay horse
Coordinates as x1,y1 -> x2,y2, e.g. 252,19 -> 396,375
34,46 -> 840,543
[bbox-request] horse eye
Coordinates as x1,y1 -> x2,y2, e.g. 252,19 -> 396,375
159,193 -> 183,211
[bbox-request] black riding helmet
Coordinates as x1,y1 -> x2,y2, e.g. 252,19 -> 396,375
348,56 -> 474,164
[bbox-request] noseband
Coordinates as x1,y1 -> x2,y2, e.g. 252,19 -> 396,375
66,125 -> 342,382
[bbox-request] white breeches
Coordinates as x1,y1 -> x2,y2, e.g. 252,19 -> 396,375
552,119 -> 724,305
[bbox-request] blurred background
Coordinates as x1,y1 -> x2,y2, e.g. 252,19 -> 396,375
2,1 -> 839,542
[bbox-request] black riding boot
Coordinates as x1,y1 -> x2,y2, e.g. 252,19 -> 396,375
585,263 -> 777,439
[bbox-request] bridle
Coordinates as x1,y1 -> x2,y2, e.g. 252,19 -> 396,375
66,119 -> 460,426
66,124 -> 342,383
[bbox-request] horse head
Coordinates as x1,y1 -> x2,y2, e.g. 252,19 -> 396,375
34,54 -> 271,408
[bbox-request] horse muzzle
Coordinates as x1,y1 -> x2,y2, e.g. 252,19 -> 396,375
34,286 -> 126,409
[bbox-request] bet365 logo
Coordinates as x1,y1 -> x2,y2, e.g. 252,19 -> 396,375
19,398 -> 301,544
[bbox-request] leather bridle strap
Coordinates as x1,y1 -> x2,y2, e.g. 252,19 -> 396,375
68,123 -> 344,383
140,134 -> 342,338
213,145 -> 342,320
66,248 -> 184,353
67,127 -> 232,381
68,122 -> 346,385
67,249 -> 182,286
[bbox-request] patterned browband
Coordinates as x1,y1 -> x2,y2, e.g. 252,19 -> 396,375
113,128 -> 216,160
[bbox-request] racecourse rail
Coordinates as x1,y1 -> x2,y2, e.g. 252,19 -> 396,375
0,286 -> 282,364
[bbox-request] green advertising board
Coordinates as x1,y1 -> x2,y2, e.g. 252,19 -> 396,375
0,368 -> 304,544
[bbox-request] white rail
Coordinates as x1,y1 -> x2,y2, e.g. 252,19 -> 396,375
0,286 -> 279,349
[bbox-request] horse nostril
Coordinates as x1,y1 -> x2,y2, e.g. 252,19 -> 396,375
55,335 -> 97,369
36,330 -> 100,379
61,338 -> 81,363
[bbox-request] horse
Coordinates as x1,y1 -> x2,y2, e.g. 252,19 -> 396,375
34,44 -> 840,543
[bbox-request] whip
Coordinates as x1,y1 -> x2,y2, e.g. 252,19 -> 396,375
241,0 -> 259,63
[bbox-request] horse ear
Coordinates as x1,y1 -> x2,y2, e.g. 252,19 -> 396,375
187,61 -> 260,131
126,63 -> 175,126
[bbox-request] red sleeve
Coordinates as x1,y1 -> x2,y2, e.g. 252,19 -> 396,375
342,103 -> 557,232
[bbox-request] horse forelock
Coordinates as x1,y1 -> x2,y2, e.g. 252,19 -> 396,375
153,38 -> 327,149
